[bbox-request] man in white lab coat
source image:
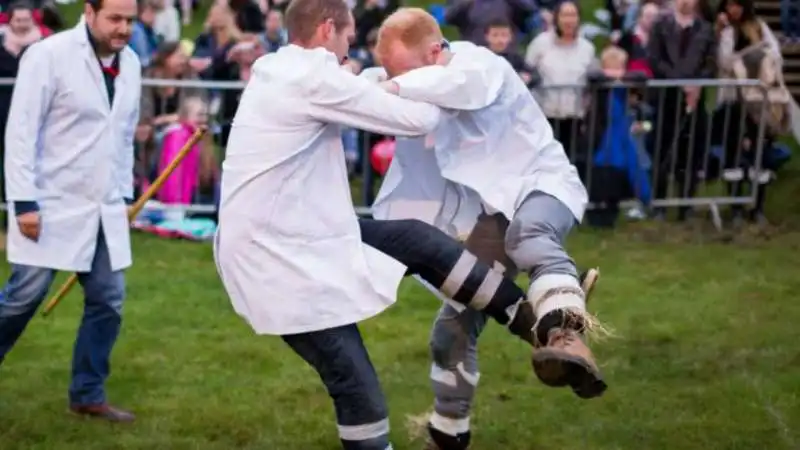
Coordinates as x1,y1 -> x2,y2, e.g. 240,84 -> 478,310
371,8 -> 608,449
214,0 -> 565,448
0,0 -> 140,422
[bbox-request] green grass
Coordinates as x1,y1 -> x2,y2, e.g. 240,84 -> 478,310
2,156 -> 800,450
1,205 -> 800,450
5,3 -> 793,449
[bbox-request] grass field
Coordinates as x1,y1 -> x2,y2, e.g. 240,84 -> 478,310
1,204 -> 800,450
2,2 -> 798,450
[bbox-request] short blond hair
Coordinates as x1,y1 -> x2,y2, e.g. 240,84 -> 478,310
600,45 -> 628,68
376,7 -> 443,57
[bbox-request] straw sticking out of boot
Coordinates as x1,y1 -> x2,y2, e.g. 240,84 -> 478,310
561,307 -> 615,342
532,307 -> 615,344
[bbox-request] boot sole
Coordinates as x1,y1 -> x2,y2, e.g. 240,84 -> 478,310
531,349 -> 608,398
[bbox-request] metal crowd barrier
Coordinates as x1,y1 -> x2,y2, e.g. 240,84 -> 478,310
0,77 -> 776,229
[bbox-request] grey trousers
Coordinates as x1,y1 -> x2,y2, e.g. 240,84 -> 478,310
429,191 -> 579,430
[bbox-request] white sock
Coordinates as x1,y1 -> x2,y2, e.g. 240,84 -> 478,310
527,273 -> 585,319
429,412 -> 470,436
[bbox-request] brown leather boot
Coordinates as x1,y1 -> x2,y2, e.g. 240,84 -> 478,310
531,328 -> 606,399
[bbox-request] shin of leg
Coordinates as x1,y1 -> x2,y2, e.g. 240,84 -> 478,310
428,306 -> 486,435
0,265 -> 56,360
282,324 -> 391,450
70,232 -> 125,405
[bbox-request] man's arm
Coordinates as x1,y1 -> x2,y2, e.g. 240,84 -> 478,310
5,43 -> 54,214
120,66 -> 142,205
307,68 -> 442,137
390,45 -> 505,111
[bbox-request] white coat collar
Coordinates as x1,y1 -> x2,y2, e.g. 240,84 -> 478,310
69,23 -> 128,114
280,43 -> 340,64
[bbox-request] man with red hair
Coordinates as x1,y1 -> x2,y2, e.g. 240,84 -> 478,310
368,8 -> 609,450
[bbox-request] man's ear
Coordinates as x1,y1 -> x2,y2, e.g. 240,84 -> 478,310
429,40 -> 445,64
320,18 -> 335,41
430,40 -> 443,56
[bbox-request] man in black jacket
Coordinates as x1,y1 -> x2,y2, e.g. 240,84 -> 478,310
646,0 -> 716,220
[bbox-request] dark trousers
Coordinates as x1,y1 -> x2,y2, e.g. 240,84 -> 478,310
359,218 -> 462,282
280,218 -> 526,449
281,324 -> 390,450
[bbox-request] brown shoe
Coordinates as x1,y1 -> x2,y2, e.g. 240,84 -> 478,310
531,328 -> 607,399
69,403 -> 135,422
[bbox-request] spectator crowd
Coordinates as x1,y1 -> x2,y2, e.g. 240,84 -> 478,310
0,0 -> 795,234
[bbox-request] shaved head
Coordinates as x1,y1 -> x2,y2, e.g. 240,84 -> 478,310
376,8 -> 445,77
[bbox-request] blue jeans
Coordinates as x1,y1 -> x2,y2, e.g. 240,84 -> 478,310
282,324 -> 392,450
0,228 -> 125,405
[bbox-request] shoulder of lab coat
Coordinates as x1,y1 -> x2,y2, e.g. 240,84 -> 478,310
302,48 -> 442,136
359,66 -> 388,83
391,40 -> 505,111
4,39 -> 54,202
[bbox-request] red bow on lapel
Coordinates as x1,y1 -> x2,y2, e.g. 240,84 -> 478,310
102,66 -> 119,78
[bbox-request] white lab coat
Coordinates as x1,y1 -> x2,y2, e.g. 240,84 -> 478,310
213,45 -> 442,336
5,25 -> 141,272
373,135 -> 482,238
372,41 -> 587,230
